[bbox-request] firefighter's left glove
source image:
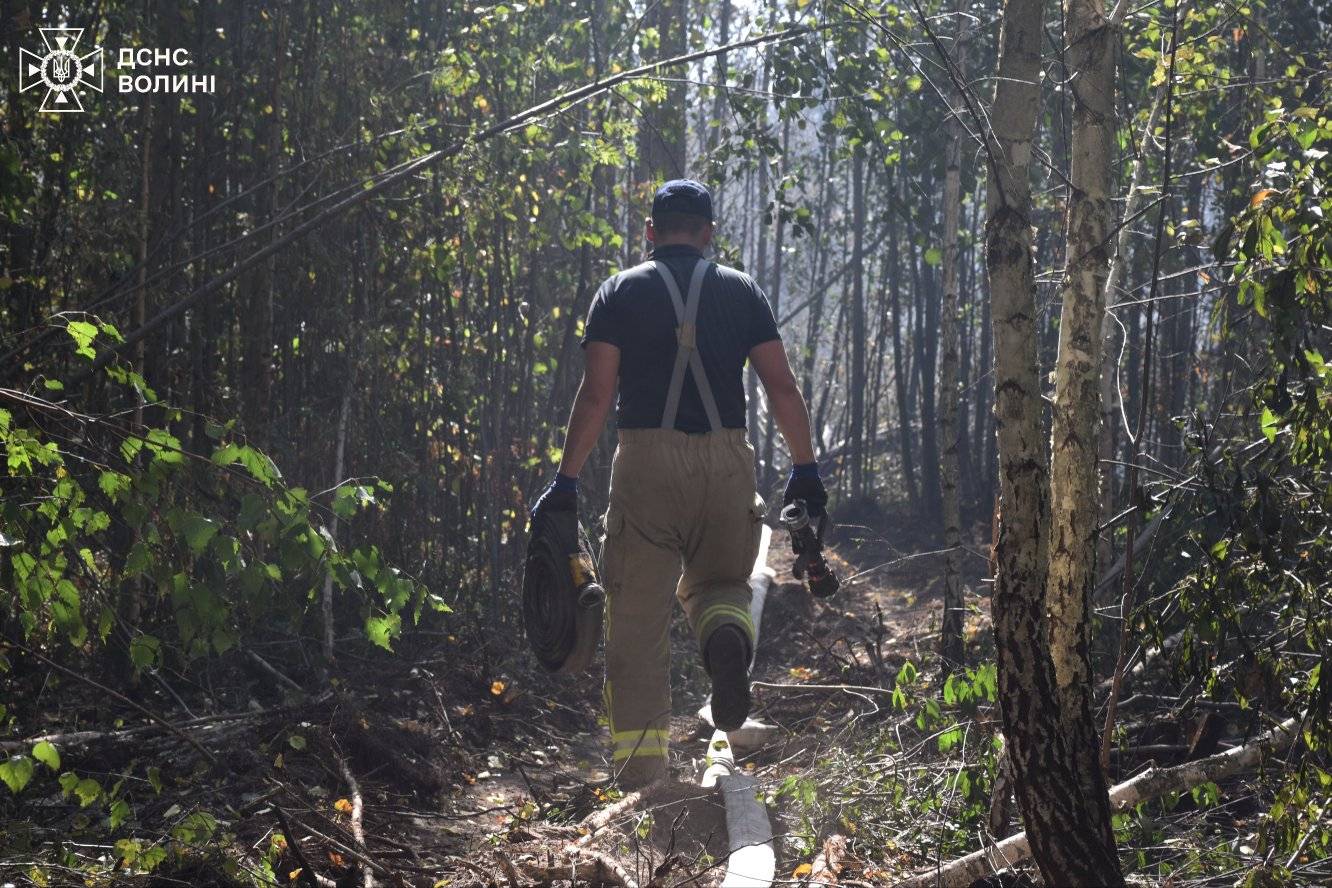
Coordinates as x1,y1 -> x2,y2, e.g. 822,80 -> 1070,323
530,472 -> 578,525
783,462 -> 828,519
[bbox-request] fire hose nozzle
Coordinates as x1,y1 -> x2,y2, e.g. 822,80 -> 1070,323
778,499 -> 840,599
779,500 -> 811,532
570,554 -> 606,609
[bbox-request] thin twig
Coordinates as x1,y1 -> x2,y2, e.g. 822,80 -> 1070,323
338,756 -> 374,888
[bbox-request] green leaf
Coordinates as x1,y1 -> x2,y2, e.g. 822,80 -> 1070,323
109,798 -> 132,829
0,756 -> 34,794
937,727 -> 961,753
139,845 -> 167,870
98,471 -> 130,501
287,734 -> 307,751
31,741 -> 60,772
65,320 -> 99,359
179,514 -> 218,553
366,612 -> 402,650
147,767 -> 163,794
129,634 -> 160,671
73,776 -> 103,806
1261,406 -> 1280,442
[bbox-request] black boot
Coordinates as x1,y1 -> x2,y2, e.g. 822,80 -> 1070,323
705,624 -> 751,732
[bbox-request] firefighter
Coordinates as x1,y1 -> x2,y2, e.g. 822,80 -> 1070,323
530,179 -> 827,787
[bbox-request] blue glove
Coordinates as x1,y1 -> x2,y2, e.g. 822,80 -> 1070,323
530,472 -> 578,522
782,462 -> 828,518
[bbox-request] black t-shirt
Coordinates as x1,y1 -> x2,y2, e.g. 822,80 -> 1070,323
582,244 -> 781,433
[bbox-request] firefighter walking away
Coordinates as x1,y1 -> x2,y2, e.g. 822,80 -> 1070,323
529,179 -> 828,788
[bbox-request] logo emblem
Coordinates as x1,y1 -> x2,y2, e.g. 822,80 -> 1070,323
18,28 -> 103,113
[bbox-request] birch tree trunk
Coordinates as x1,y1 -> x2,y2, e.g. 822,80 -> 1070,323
763,116 -> 791,491
1045,0 -> 1124,878
984,0 -> 1123,881
937,6 -> 969,672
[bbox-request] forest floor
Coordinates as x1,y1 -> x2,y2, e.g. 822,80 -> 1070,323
4,509 -> 1309,887
1,507 -> 1001,888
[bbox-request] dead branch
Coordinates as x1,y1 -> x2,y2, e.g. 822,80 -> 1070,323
0,707 -> 283,754
751,680 -> 895,697
5,638 -> 220,768
569,779 -> 670,850
893,717 -> 1301,888
447,855 -> 497,885
338,756 -> 374,888
517,853 -> 635,887
275,805 -> 337,888
243,644 -> 307,695
810,834 -> 849,885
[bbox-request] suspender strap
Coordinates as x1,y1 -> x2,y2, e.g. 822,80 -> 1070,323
654,259 -> 722,432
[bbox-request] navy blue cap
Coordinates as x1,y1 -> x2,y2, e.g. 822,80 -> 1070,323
652,179 -> 714,221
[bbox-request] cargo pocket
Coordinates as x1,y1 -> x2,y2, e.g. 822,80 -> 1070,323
600,504 -> 626,592
743,492 -> 767,572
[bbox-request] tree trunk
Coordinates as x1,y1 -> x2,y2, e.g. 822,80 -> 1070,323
1095,6 -> 1187,563
638,0 -> 687,180
983,0 -> 1123,880
937,6 -> 969,673
913,223 -> 942,524
1044,0 -> 1125,878
849,148 -> 867,499
763,116 -> 791,490
888,174 -> 920,511
241,9 -> 285,439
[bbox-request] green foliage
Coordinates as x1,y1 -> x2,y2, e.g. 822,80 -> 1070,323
770,660 -> 1004,870
0,332 -> 443,672
1155,94 -> 1332,880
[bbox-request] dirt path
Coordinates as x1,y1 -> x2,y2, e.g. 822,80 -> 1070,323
434,526 -> 985,886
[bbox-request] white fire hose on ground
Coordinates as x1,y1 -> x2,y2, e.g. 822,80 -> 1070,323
699,524 -> 777,888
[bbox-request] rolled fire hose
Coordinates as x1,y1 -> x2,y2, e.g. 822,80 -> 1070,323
523,512 -> 604,674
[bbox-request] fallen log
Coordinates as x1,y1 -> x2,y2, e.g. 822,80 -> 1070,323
894,717 -> 1301,888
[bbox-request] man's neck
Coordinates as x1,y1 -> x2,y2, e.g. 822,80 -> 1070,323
651,239 -> 705,253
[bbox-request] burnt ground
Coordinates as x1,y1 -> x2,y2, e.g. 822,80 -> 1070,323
419,512 -> 993,887
0,510 -> 991,888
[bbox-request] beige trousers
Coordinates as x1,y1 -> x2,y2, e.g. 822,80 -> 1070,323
600,428 -> 765,786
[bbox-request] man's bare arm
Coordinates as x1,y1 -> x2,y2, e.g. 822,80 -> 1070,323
557,341 -> 620,478
749,339 -> 816,465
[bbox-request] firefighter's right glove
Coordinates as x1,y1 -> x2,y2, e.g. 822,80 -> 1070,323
530,473 -> 578,525
783,462 -> 828,519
